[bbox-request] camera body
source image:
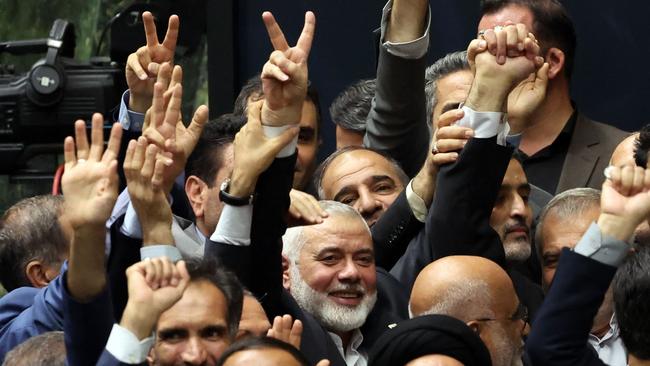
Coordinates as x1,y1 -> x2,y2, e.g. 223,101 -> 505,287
0,19 -> 124,173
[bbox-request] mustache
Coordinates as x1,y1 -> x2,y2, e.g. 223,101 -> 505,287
328,283 -> 367,295
504,218 -> 530,235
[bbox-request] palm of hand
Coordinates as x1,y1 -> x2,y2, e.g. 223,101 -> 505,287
62,161 -> 117,227
126,45 -> 174,95
507,76 -> 543,121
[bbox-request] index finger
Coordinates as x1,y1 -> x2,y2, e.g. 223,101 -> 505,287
142,11 -> 159,47
262,12 -> 290,51
296,11 -> 316,57
161,14 -> 179,51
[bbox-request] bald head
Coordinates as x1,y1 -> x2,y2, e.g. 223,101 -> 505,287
409,256 -> 517,320
610,133 -> 638,167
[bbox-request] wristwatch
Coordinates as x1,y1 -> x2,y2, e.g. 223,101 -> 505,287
219,178 -> 254,206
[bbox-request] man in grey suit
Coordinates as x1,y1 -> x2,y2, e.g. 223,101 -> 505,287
479,0 -> 629,194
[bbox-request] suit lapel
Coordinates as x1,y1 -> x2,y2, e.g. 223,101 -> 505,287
556,114 -> 600,193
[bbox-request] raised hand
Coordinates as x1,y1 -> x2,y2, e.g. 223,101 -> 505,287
260,11 -> 316,126
228,101 -> 299,198
288,189 -> 328,227
468,24 -> 542,88
600,166 -> 650,229
61,114 -> 122,229
141,68 -> 209,194
507,63 -> 549,133
124,136 -> 173,245
120,258 -> 190,340
126,12 -> 179,113
266,314 -> 303,349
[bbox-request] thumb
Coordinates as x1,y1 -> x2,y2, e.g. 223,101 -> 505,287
535,63 -> 549,90
269,126 -> 299,155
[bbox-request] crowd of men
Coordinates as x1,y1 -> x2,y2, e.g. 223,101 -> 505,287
0,0 -> 649,365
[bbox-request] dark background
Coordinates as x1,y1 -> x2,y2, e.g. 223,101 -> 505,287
210,0 -> 650,160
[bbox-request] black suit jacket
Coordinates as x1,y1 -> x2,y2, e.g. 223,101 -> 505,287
389,137 -> 545,320
205,153 -> 407,366
526,249 -> 615,366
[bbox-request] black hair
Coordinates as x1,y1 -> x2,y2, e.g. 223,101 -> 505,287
613,246 -> 650,360
216,336 -> 309,366
634,124 -> 650,168
329,79 -> 376,133
480,0 -> 577,80
185,113 -> 246,187
233,73 -> 322,136
185,257 -> 244,340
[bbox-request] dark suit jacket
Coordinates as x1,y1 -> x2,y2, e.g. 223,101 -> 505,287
556,114 -> 629,193
365,40 -> 430,178
526,249 -> 615,366
205,153 -> 407,366
389,137 -> 545,320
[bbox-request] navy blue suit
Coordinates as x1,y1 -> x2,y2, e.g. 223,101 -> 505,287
526,248 -> 614,366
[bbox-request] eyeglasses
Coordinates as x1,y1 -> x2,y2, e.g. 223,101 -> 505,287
474,303 -> 529,332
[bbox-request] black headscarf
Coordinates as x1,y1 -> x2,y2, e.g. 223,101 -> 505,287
369,314 -> 492,366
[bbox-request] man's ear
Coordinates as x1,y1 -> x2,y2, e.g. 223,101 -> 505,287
25,260 -> 56,288
545,47 -> 565,80
185,176 -> 207,218
282,255 -> 291,291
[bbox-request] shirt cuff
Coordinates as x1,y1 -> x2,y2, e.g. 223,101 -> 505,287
210,204 -> 253,246
141,245 -> 182,262
506,132 -> 522,148
457,106 -> 509,146
380,0 -> 431,59
105,324 -> 154,364
574,222 -> 630,267
262,124 -> 299,158
121,202 -> 143,239
118,90 -> 145,132
405,180 -> 428,223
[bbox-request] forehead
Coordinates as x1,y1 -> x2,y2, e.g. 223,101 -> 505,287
478,4 -> 535,32
502,159 -> 528,187
542,205 -> 599,250
224,348 -> 300,366
157,280 -> 228,329
241,296 -> 267,319
300,216 -> 373,255
322,150 -> 401,196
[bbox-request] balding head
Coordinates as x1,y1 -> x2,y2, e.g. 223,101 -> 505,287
410,256 -> 516,320
610,133 -> 638,167
409,256 -> 526,366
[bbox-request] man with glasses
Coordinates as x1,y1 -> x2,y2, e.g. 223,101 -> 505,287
409,256 -> 529,366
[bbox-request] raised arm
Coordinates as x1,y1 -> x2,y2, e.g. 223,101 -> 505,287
527,165 -> 650,366
61,114 -> 124,366
364,0 -> 430,177
390,24 -> 541,287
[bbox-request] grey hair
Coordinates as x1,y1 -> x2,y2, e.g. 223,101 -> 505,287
282,200 -> 369,262
0,195 -> 67,291
312,146 -> 409,200
329,79 -> 376,133
535,188 -> 601,260
3,331 -> 66,366
424,51 -> 470,127
409,279 -> 493,320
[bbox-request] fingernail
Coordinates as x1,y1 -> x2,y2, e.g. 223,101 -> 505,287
139,73 -> 147,80
478,40 -> 486,48
465,130 -> 474,138
499,55 -> 506,64
518,43 -> 524,51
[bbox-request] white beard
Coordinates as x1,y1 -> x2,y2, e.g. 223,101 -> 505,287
289,264 -> 377,333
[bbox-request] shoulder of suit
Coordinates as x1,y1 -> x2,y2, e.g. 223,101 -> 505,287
576,114 -> 631,147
